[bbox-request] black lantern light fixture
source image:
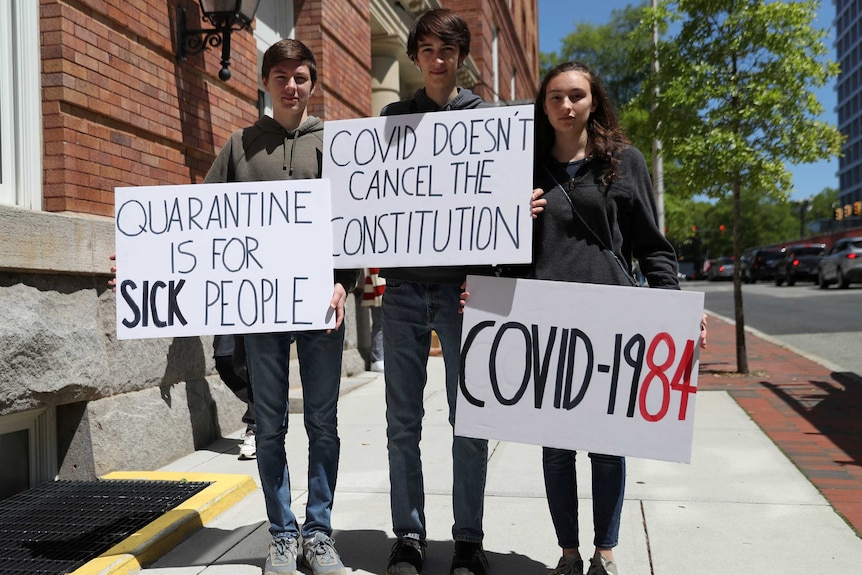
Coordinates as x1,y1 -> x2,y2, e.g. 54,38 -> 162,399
176,0 -> 261,81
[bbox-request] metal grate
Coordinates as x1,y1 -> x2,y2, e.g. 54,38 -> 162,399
0,479 -> 210,575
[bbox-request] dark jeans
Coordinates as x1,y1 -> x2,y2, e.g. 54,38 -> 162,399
383,280 -> 488,543
542,448 -> 625,549
245,328 -> 343,539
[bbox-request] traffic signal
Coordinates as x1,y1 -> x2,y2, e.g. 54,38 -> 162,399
719,224 -> 726,233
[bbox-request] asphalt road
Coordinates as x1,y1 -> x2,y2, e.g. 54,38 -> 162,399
682,279 -> 862,376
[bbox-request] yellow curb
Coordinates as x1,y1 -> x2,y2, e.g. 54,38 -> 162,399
68,471 -> 256,575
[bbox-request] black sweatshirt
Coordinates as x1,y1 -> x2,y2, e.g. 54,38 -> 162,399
532,146 -> 679,289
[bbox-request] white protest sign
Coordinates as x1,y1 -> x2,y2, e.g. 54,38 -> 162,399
457,275 -> 704,463
323,105 -> 534,268
114,180 -> 336,339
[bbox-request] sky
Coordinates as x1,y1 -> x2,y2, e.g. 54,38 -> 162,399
536,0 -> 839,202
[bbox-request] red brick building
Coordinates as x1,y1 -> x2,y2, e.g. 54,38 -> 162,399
0,0 -> 538,496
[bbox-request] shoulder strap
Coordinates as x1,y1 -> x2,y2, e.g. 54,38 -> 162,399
542,164 -> 638,287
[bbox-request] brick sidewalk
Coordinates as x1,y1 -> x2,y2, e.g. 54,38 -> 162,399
698,314 -> 862,536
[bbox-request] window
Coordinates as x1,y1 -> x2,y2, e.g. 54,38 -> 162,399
0,0 -> 42,209
0,408 -> 56,499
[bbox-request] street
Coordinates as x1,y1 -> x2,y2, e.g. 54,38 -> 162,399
683,280 -> 862,375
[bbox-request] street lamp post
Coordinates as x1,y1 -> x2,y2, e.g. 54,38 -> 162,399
796,199 -> 811,239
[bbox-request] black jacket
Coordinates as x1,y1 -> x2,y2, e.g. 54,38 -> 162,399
532,146 -> 678,288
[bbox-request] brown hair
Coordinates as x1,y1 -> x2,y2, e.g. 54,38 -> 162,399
407,8 -> 471,62
534,61 -> 630,185
261,39 -> 318,84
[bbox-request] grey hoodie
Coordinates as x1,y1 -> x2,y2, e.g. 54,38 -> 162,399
204,115 -> 357,292
205,115 -> 325,183
379,87 -> 496,284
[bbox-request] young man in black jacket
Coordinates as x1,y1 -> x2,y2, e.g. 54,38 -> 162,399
380,9 -> 491,575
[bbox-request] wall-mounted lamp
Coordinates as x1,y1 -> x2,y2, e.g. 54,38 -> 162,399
176,0 -> 261,81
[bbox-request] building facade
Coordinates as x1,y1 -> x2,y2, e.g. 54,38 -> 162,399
0,0 -> 538,498
835,0 -> 862,225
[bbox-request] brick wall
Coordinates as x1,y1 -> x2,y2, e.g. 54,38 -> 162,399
296,0 -> 372,120
440,0 -> 538,103
37,0 -> 535,217
40,0 -> 260,217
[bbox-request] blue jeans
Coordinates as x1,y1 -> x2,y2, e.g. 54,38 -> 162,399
383,280 -> 488,543
542,448 -> 625,549
244,327 -> 343,539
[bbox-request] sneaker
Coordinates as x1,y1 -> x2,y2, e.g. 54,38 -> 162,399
371,360 -> 385,373
387,536 -> 426,575
550,554 -> 584,575
302,532 -> 345,575
238,429 -> 256,460
586,553 -> 617,575
450,541 -> 489,575
264,535 -> 300,575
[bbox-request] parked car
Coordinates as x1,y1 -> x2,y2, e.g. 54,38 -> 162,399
818,237 -> 862,289
774,243 -> 826,286
742,247 -> 782,283
678,261 -> 696,281
708,256 -> 734,281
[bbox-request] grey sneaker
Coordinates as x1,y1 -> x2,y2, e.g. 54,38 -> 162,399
550,554 -> 584,575
302,531 -> 345,575
586,553 -> 617,575
264,535 -> 300,575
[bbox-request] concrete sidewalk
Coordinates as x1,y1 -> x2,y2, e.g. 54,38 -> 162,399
125,342 -> 862,575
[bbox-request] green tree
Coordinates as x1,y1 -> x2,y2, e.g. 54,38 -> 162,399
540,4 -> 655,155
807,186 -> 840,223
541,3 -> 649,107
645,0 -> 843,373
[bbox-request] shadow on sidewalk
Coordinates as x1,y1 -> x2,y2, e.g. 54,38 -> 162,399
335,529 -> 550,575
763,371 -> 862,469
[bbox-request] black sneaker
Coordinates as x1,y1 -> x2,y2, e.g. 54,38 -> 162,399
387,536 -> 426,575
450,541 -> 489,575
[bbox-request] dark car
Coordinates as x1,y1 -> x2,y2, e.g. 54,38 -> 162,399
818,237 -> 862,289
774,243 -> 826,286
742,247 -> 782,283
708,256 -> 734,281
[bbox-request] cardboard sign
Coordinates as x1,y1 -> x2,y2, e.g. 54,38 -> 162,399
323,105 -> 534,268
114,180 -> 336,339
457,275 -> 704,463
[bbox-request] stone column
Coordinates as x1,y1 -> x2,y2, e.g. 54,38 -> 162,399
371,43 -> 402,115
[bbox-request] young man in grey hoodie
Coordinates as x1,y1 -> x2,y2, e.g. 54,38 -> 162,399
380,9 -> 492,575
204,39 -> 357,575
